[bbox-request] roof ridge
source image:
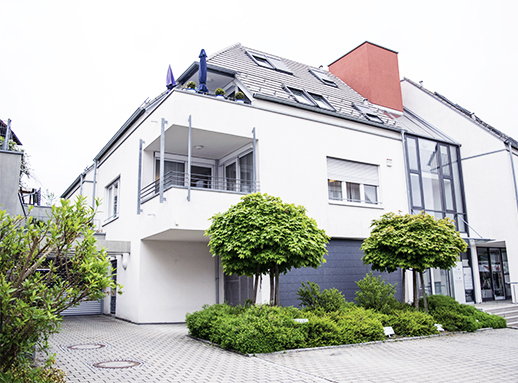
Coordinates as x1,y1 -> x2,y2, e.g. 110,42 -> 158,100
208,42 -> 242,61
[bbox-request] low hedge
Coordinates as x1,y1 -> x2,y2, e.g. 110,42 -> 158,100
422,295 -> 507,332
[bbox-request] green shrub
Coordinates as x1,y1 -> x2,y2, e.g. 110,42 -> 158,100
214,305 -> 307,354
297,281 -> 347,312
459,305 -> 507,329
385,311 -> 437,336
0,363 -> 66,383
355,272 -> 399,314
420,295 -> 507,332
215,88 -> 225,96
185,303 -> 243,342
304,307 -> 385,347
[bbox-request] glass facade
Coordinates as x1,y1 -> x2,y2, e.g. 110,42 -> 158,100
407,136 -> 467,301
405,136 -> 467,233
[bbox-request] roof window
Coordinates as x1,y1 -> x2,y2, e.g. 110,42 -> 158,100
285,87 -> 334,111
247,51 -> 292,74
309,69 -> 337,87
308,92 -> 334,111
353,103 -> 384,124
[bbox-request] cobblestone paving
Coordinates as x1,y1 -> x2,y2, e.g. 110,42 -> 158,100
47,315 -> 518,383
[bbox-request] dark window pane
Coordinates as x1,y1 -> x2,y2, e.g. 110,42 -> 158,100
346,182 -> 360,202
328,180 -> 342,200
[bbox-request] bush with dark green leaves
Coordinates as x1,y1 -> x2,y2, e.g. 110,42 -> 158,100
385,310 -> 438,336
297,281 -> 350,312
421,295 -> 506,332
303,307 -> 385,347
355,272 -> 399,314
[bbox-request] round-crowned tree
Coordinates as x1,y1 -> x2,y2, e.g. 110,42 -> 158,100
361,212 -> 467,312
205,193 -> 330,306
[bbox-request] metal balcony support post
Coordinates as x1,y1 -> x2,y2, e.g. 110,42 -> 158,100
160,118 -> 167,203
187,115 -> 192,202
137,139 -> 145,214
252,127 -> 257,193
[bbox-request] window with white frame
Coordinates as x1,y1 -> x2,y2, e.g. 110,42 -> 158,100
309,69 -> 337,87
285,87 -> 334,110
106,178 -> 120,220
221,150 -> 254,193
327,158 -> 379,205
154,155 -> 214,189
247,51 -> 292,74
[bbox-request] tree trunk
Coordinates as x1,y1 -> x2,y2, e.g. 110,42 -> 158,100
269,268 -> 274,305
253,268 -> 260,305
420,271 -> 429,314
413,270 -> 418,309
274,263 -> 280,306
402,269 -> 406,303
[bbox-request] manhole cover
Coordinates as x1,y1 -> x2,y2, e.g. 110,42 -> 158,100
67,344 -> 106,350
93,360 -> 141,369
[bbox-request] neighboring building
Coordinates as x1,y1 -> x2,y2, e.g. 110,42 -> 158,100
0,119 -> 25,216
400,78 -> 518,304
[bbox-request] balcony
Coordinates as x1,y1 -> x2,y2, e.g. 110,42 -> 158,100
140,170 -> 259,205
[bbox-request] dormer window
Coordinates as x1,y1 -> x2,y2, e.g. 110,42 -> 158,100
353,103 -> 384,124
247,51 -> 292,74
309,69 -> 337,87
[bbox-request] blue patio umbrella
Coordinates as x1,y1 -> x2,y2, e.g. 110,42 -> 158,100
198,49 -> 209,94
166,65 -> 176,91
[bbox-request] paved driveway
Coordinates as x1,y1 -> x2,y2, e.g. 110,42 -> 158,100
48,315 -> 518,383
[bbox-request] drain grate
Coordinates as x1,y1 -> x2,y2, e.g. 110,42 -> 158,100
93,360 -> 141,369
67,344 -> 106,350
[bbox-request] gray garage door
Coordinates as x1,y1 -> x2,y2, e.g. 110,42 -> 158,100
60,299 -> 102,316
279,239 -> 402,308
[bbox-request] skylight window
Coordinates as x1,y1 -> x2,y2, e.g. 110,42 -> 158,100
309,69 -> 337,87
247,51 -> 293,74
285,87 -> 334,111
287,87 -> 314,105
308,93 -> 334,110
353,103 -> 384,124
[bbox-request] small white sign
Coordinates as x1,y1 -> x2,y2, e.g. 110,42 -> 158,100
383,326 -> 395,337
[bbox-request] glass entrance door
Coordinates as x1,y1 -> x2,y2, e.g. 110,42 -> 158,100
490,249 -> 505,300
477,248 -> 507,301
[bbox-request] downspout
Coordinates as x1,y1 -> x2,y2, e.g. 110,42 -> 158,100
252,127 -> 257,192
215,255 -> 220,304
506,141 -> 518,216
79,173 -> 84,195
91,160 -> 98,209
187,115 -> 192,202
2,119 -> 11,150
137,139 -> 145,214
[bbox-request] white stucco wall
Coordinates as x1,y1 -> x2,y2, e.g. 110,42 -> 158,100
71,90 -> 410,322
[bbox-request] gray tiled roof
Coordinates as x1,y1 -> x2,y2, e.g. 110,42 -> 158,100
206,43 -> 399,128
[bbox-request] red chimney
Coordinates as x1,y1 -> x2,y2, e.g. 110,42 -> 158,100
329,42 -> 403,112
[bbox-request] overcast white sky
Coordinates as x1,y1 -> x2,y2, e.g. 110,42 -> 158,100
1,0 -> 517,197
